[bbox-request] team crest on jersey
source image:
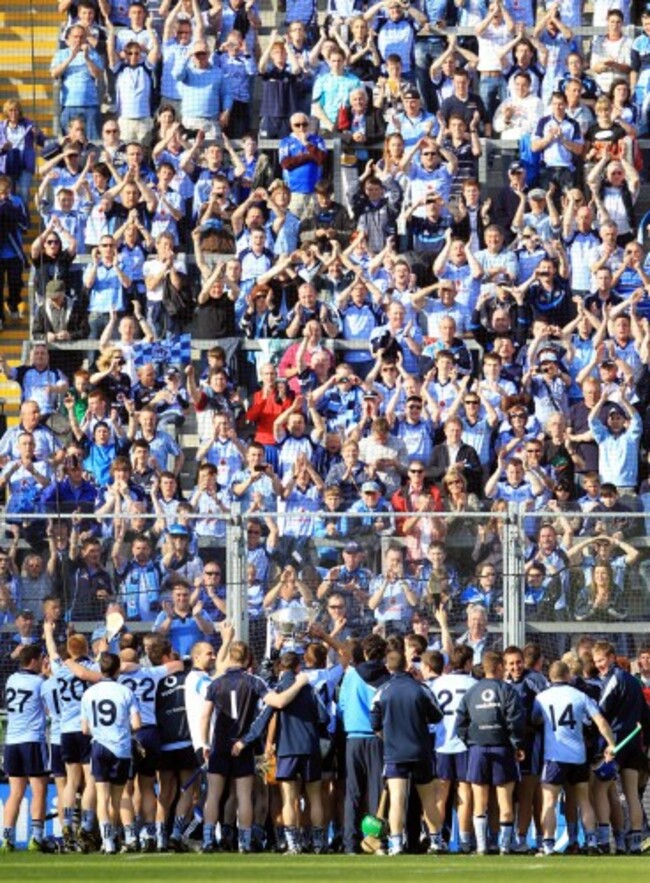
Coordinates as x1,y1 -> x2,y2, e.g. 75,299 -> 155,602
481,688 -> 495,703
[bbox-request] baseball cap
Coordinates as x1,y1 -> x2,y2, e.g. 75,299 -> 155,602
168,523 -> 190,536
18,609 -> 34,619
165,367 -> 180,379
538,351 -> 558,363
361,481 -> 381,494
600,358 -> 617,368
528,188 -> 547,200
509,161 -> 525,173
343,541 -> 363,554
91,627 -> 106,644
403,87 -> 421,99
608,405 -> 624,418
46,279 -> 66,298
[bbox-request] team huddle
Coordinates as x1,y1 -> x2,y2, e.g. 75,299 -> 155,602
1,624 -> 649,857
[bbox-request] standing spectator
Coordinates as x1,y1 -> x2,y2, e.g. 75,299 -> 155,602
51,24 -> 104,141
0,175 -> 27,326
0,99 -> 45,214
258,32 -> 302,140
311,47 -> 363,133
590,9 -> 632,96
587,394 -> 642,492
531,91 -> 584,191
279,113 -> 328,218
83,235 -> 132,354
107,23 -> 160,147
173,40 -> 233,139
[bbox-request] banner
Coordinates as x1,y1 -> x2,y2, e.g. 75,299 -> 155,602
132,333 -> 192,369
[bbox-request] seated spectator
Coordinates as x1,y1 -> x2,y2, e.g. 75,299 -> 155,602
32,279 -> 89,346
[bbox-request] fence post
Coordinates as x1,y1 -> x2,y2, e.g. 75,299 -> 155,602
502,502 -> 525,648
226,503 -> 248,642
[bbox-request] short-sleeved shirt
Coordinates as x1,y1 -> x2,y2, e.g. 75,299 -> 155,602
81,678 -> 139,758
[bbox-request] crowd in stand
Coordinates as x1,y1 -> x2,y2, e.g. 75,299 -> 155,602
2,0 -> 650,860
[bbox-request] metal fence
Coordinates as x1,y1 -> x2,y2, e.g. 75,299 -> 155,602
1,507 -> 649,683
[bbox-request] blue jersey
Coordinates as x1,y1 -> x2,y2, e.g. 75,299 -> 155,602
118,664 -> 170,727
5,669 -> 46,744
52,656 -> 99,734
81,678 -> 139,758
42,676 -> 62,745
533,682 -> 600,764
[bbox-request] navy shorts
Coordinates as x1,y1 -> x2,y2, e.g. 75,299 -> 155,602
615,741 -> 648,773
383,758 -> 434,786
467,745 -> 521,786
208,744 -> 255,779
275,754 -> 322,783
541,760 -> 590,786
50,743 -> 65,778
519,735 -> 543,777
91,742 -> 131,786
133,726 -> 161,777
61,731 -> 92,765
4,742 -> 49,778
435,750 -> 469,783
158,744 -> 199,772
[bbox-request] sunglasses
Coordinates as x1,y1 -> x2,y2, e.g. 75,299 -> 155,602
409,468 -> 424,474
45,239 -> 60,245
293,122 -> 309,128
464,399 -> 479,405
104,128 -> 119,133
421,151 -> 437,157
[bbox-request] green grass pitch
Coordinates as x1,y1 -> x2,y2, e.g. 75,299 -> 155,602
0,853 -> 648,882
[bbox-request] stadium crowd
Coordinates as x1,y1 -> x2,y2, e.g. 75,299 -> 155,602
2,0 -> 650,861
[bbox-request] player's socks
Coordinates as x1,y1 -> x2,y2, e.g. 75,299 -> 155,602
124,823 -> 137,845
597,824 -> 610,846
101,822 -> 113,851
203,823 -> 215,849
541,838 -> 554,855
81,810 -> 96,833
311,826 -> 325,852
474,815 -> 488,853
388,833 -> 403,854
155,821 -> 167,848
239,827 -> 252,852
585,829 -> 597,849
629,830 -> 643,852
2,827 -> 15,846
458,830 -> 472,852
252,823 -> 265,847
285,826 -> 300,852
499,822 -> 513,852
64,807 -> 75,829
31,820 -> 44,844
567,822 -> 578,845
171,815 -> 185,839
614,829 -> 626,852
